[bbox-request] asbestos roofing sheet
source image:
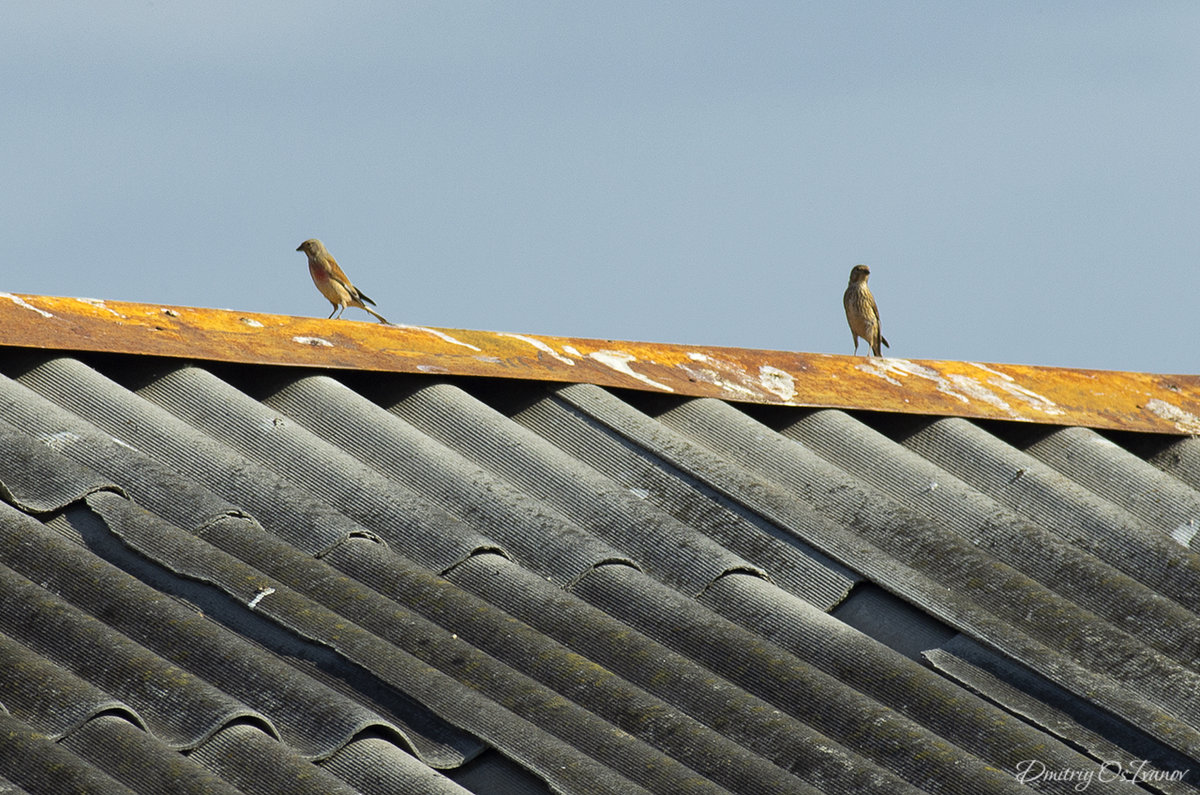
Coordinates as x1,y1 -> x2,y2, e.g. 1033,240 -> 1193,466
0,629 -> 144,740
1140,434 -> 1200,494
771,408 -> 1200,666
696,573 -> 1121,787
378,381 -> 768,594
259,373 -> 637,584
0,511 -> 271,752
0,348 -> 1199,793
9,357 -> 383,557
630,396 -> 1200,751
316,735 -> 475,795
891,415 -> 1200,610
1018,424 -> 1200,538
0,382 -> 257,537
183,723 -> 363,795
506,387 -> 860,608
0,711 -> 136,795
922,638 -> 1200,795
0,425 -> 118,513
0,772 -> 32,795
130,364 -> 501,572
248,535 -> 735,795
447,553 -> 921,795
57,714 -> 241,795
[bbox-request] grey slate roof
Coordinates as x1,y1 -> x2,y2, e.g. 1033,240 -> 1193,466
1,350 -> 1199,793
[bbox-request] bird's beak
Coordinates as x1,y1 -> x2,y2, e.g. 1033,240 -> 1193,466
296,244 -> 304,252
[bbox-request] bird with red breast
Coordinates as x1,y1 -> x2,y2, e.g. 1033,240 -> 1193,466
296,238 -> 391,324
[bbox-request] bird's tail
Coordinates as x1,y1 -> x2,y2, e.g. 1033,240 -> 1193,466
363,306 -> 392,325
881,335 -> 890,349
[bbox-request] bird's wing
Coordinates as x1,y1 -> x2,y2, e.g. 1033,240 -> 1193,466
325,258 -> 380,305
325,258 -> 357,290
869,293 -> 887,348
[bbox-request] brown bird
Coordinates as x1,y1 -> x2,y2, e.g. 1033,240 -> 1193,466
296,239 -> 391,324
843,264 -> 889,356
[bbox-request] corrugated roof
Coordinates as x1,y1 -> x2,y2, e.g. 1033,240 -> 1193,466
1,301 -> 1199,793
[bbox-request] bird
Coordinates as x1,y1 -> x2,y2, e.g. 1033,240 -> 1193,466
843,264 -> 889,356
295,239 -> 391,324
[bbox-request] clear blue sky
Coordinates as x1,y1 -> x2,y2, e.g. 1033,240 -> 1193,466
3,3 -> 1197,374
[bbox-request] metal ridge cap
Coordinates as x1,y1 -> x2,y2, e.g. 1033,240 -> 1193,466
1,293 -> 1198,435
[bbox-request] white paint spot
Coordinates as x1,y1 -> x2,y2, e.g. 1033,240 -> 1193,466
677,352 -> 758,398
472,356 -> 503,364
563,345 -> 582,356
857,358 -> 1064,418
967,362 -> 1013,381
497,333 -> 575,365
78,298 -> 126,318
240,317 -> 265,328
39,430 -> 82,451
758,365 -> 796,401
292,336 -> 334,347
247,587 -> 275,609
0,293 -> 54,318
417,364 -> 450,373
854,359 -> 905,388
945,374 -> 1013,412
986,380 -> 1065,416
678,363 -> 757,397
1146,399 -> 1200,435
1172,520 -> 1198,547
398,325 -> 482,351
587,350 -> 674,392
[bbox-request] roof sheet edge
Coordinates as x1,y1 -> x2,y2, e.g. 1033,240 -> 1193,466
2,293 -> 1198,435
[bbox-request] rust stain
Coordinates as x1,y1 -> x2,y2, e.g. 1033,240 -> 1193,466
1,293 -> 1198,435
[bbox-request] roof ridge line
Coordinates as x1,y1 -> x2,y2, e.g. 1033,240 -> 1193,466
2,293 -> 1198,434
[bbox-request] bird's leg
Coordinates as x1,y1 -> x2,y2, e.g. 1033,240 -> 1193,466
327,307 -> 338,319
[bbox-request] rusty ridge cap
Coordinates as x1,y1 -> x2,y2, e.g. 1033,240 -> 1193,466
1,292 -> 1198,435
